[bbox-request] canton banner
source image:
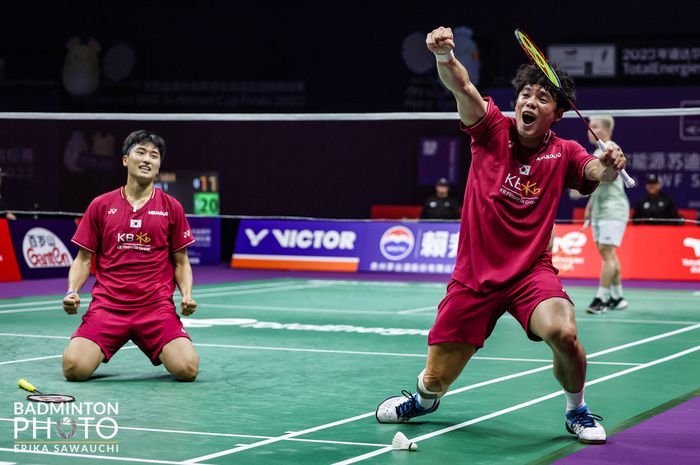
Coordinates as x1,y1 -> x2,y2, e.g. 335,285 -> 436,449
8,219 -> 79,279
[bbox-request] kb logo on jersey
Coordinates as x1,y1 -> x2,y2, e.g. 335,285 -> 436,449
117,232 -> 152,244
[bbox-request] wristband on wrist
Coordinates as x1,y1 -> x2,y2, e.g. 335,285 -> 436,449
435,50 -> 455,63
65,290 -> 77,297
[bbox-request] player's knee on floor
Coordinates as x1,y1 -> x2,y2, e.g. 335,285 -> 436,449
62,354 -> 94,382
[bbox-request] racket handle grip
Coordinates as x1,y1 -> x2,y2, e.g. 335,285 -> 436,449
596,140 -> 636,188
619,169 -> 636,188
18,378 -> 37,393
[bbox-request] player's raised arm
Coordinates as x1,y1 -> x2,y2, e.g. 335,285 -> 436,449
63,248 -> 93,314
426,26 -> 487,127
584,142 -> 627,183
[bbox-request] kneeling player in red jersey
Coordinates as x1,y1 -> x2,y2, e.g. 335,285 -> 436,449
62,130 -> 199,382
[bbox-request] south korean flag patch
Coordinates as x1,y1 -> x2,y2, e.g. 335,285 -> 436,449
130,219 -> 142,228
519,164 -> 531,176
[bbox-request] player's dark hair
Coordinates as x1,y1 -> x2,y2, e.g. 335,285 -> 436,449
122,130 -> 166,159
511,63 -> 575,112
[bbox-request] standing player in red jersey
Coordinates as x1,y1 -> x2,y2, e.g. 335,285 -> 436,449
62,130 -> 199,382
376,27 -> 627,444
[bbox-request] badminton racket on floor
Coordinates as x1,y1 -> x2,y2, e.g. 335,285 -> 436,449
514,28 -> 636,188
18,378 -> 75,403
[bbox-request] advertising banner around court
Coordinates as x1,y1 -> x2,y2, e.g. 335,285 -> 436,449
552,224 -> 700,281
233,219 -> 699,281
0,219 -> 21,282
232,219 -> 363,272
358,221 -> 460,274
186,216 -> 221,266
8,219 -> 79,279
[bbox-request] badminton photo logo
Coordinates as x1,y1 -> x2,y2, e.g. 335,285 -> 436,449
13,400 -> 121,455
380,226 -> 415,261
55,417 -> 78,439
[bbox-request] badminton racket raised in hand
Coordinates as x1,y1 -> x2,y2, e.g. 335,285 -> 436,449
514,29 -> 636,188
18,378 -> 75,403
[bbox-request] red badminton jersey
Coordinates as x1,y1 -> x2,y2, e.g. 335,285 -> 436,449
454,98 -> 598,292
72,187 -> 195,310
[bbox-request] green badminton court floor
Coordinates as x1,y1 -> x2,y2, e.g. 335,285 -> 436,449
0,278 -> 698,464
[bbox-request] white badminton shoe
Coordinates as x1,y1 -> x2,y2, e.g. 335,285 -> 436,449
565,404 -> 607,444
376,390 -> 440,423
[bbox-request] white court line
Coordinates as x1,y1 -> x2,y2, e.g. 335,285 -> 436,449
0,447 -> 203,465
307,279 -> 444,289
0,281 -> 297,309
576,317 -> 700,325
194,343 -> 428,358
0,306 -> 77,315
0,282 -> 323,315
0,346 -> 138,366
193,282 -> 334,299
0,335 -> 639,366
194,343 -> 639,366
0,333 -> 69,340
0,418 -> 387,448
333,345 -> 700,464
0,354 -> 63,365
396,306 -> 436,315
182,323 -> 699,463
202,303 -> 434,316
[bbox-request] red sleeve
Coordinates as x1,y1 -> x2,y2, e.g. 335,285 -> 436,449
459,97 -> 505,143
169,199 -> 195,252
71,199 -> 100,253
565,140 -> 599,195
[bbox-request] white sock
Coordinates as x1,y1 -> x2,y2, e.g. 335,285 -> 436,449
595,286 -> 609,300
416,393 -> 436,409
610,284 -> 623,299
416,369 -> 441,409
564,388 -> 585,412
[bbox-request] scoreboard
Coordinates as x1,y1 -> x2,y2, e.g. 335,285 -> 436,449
154,171 -> 220,215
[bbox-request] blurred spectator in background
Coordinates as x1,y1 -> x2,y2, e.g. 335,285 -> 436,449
632,174 -> 682,225
421,177 -> 460,220
582,115 -> 629,315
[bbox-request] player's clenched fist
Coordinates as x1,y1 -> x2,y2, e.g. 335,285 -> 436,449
426,26 -> 455,55
181,297 -> 197,316
63,292 -> 80,314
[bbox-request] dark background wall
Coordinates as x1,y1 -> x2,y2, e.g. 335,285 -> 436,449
0,1 -> 699,219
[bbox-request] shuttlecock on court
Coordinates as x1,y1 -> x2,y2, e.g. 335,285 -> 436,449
392,431 -> 418,451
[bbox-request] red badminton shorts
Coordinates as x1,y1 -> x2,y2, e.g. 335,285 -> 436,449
72,300 -> 191,365
429,260 -> 572,348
